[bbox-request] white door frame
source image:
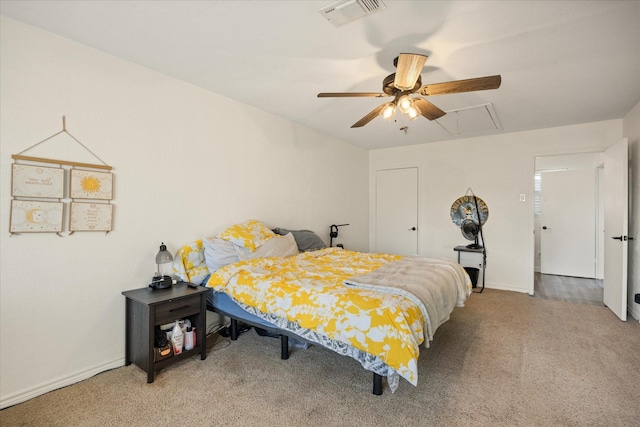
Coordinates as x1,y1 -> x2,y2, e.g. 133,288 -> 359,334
596,166 -> 605,279
529,149 -> 604,295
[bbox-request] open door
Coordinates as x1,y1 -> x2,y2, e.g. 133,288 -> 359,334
603,138 -> 629,321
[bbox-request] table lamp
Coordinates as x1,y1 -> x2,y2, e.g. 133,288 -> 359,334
150,242 -> 174,289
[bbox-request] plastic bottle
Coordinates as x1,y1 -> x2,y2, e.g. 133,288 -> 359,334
184,326 -> 194,351
171,320 -> 184,355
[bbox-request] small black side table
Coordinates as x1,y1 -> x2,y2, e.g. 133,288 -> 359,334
454,245 -> 486,292
122,282 -> 208,383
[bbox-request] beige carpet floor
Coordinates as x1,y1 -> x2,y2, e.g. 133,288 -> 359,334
1,289 -> 639,426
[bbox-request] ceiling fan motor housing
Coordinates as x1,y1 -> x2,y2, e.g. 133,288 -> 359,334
383,74 -> 422,96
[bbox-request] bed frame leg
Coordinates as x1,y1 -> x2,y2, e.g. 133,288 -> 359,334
230,318 -> 239,340
373,373 -> 383,395
280,335 -> 289,360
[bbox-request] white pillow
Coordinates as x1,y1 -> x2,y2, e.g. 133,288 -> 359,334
235,232 -> 299,260
203,237 -> 240,271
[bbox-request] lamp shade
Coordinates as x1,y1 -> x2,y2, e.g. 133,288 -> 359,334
407,104 -> 421,120
397,95 -> 413,114
380,102 -> 396,120
155,242 -> 173,264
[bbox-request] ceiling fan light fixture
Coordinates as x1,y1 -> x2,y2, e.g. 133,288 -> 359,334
397,94 -> 413,114
407,105 -> 421,120
380,102 -> 396,120
394,53 -> 427,91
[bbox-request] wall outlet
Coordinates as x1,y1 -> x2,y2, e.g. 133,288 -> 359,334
635,294 -> 640,304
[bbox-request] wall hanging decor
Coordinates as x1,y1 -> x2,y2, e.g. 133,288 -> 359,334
69,169 -> 113,200
11,164 -> 65,198
9,116 -> 114,236
69,202 -> 113,232
9,200 -> 65,233
450,189 -> 489,248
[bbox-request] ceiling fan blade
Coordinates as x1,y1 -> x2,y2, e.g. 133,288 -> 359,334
394,53 -> 428,91
351,104 -> 386,128
418,75 -> 502,96
413,98 -> 446,120
318,92 -> 387,98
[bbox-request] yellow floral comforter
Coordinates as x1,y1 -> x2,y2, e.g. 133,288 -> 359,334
206,247 -> 466,390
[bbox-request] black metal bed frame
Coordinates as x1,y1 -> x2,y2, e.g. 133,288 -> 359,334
216,307 -> 384,395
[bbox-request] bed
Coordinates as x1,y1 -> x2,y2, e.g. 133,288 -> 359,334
173,220 -> 472,395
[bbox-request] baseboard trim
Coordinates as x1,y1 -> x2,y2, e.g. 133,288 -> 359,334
481,283 -> 529,294
628,303 -> 640,323
0,357 -> 124,410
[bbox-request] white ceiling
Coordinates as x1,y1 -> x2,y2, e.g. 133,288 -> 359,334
1,0 -> 639,150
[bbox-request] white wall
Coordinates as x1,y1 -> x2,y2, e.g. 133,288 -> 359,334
370,120 -> 623,293
623,100 -> 640,321
0,17 -> 369,408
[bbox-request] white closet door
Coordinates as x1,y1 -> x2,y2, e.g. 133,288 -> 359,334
375,167 -> 418,256
540,169 -> 596,278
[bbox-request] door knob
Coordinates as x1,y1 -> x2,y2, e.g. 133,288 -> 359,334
409,227 -> 416,231
612,236 -> 623,241
542,226 -> 549,230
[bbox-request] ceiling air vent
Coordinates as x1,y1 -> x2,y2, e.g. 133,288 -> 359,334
319,0 -> 387,27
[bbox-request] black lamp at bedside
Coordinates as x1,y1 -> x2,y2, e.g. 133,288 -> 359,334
329,223 -> 349,248
149,242 -> 174,290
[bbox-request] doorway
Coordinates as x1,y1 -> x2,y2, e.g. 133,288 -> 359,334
533,152 -> 603,303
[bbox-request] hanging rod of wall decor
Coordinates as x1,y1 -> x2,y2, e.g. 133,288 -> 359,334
11,154 -> 112,170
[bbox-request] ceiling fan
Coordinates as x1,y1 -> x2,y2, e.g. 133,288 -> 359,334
317,53 -> 501,128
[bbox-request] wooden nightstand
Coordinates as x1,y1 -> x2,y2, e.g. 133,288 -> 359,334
122,282 -> 208,383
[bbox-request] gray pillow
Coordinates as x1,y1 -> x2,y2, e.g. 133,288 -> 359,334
272,228 -> 326,252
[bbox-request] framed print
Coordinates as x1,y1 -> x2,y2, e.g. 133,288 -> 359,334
11,164 -> 64,198
70,169 -> 113,200
69,202 -> 113,232
9,200 -> 64,233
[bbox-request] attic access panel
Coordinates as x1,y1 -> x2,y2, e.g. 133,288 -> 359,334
436,103 -> 502,137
